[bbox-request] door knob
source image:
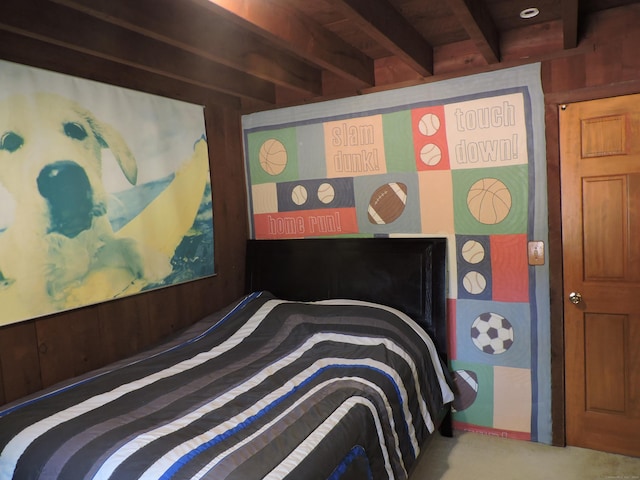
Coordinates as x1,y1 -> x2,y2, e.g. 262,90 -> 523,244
569,292 -> 582,304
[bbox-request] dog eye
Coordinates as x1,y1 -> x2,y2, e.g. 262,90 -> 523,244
0,132 -> 24,152
63,122 -> 88,141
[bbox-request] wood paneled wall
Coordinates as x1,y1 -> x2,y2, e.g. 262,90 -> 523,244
1,5 -> 639,450
0,50 -> 248,406
541,4 -> 640,446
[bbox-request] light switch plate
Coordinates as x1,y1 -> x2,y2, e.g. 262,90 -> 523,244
528,241 -> 545,265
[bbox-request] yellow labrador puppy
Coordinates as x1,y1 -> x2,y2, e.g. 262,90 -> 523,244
0,93 -> 172,316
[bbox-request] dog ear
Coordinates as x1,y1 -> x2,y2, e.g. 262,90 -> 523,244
89,119 -> 138,185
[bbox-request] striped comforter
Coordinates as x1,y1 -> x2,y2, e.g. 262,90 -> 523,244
0,292 -> 453,480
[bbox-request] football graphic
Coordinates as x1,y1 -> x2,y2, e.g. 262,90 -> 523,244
470,312 -> 514,355
367,182 -> 408,225
452,369 -> 479,412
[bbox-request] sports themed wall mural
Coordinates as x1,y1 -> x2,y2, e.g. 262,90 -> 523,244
242,64 -> 551,444
0,60 -> 215,327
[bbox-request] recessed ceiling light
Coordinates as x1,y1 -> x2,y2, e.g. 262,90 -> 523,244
520,7 -> 540,19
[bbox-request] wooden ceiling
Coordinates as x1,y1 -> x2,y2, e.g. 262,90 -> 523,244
0,0 -> 637,112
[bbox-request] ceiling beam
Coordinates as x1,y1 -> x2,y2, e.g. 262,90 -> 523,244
0,0 -> 275,104
0,29 -> 240,109
562,0 -> 579,49
330,0 -> 434,77
193,0 -> 375,88
51,0 -> 323,96
445,0 -> 500,64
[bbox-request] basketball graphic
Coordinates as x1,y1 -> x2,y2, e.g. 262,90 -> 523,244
466,178 -> 512,224
317,182 -> 335,204
461,239 -> 485,264
291,184 -> 308,206
462,271 -> 486,295
367,182 -> 408,225
452,369 -> 478,412
470,312 -> 514,355
259,138 -> 288,175
419,143 -> 442,166
418,112 -> 441,136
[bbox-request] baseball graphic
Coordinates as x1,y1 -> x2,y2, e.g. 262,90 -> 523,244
418,112 -> 441,136
259,138 -> 288,175
367,182 -> 408,225
317,182 -> 335,204
419,143 -> 442,166
462,271 -> 487,294
466,178 -> 512,224
461,239 -> 485,264
291,184 -> 308,206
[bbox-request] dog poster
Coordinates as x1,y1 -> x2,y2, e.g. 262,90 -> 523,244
0,59 -> 215,326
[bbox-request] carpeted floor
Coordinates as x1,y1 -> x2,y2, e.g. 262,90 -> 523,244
410,431 -> 640,480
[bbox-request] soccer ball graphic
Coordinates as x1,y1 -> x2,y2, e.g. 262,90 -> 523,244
470,312 -> 514,354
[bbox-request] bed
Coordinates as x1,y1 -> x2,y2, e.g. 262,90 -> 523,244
0,237 -> 453,480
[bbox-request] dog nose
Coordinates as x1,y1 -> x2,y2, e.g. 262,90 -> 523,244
37,161 -> 95,238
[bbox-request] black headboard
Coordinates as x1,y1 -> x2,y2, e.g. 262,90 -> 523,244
245,237 -> 448,361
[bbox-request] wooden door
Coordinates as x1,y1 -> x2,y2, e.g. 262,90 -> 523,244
560,94 -> 640,457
